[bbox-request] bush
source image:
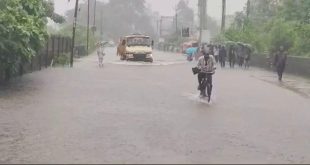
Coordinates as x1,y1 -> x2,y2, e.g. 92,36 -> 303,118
0,0 -> 48,79
53,53 -> 70,66
219,0 -> 310,57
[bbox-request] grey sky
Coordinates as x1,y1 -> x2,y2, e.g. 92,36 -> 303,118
53,0 -> 247,20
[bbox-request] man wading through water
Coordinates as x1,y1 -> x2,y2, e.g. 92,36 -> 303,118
197,51 -> 216,102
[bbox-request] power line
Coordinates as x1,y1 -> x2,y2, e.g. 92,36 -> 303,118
199,0 -> 207,44
93,0 -> 97,35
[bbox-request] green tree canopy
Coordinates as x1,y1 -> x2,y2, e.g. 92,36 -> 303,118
221,0 -> 310,56
0,0 -> 60,77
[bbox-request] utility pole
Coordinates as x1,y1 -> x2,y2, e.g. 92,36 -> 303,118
70,0 -> 79,67
246,0 -> 250,18
87,0 -> 90,55
198,0 -> 202,43
175,5 -> 178,35
100,4 -> 103,37
175,10 -> 178,35
156,19 -> 160,39
159,17 -> 163,37
93,0 -> 97,35
221,0 -> 226,32
199,0 -> 206,44
93,0 -> 96,25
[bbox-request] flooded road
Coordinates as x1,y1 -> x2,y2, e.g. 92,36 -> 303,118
1,48 -> 310,163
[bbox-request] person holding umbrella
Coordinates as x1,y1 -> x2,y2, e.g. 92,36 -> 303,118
186,46 -> 198,61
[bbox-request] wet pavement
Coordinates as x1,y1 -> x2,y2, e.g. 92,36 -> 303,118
1,48 -> 310,163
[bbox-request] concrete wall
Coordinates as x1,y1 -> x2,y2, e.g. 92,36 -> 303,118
251,54 -> 310,78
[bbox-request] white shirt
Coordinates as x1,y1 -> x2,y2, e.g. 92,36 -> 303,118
214,48 -> 219,56
197,55 -> 217,74
97,46 -> 105,58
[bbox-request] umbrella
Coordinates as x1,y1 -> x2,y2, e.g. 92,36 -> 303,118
186,47 -> 198,56
243,43 -> 253,48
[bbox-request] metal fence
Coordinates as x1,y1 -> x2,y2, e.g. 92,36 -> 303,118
0,35 -> 72,81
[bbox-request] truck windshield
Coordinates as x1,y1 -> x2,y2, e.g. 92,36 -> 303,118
127,37 -> 150,47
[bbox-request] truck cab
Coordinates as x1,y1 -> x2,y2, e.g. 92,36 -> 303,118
123,34 -> 153,63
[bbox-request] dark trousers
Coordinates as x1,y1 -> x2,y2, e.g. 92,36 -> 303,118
220,57 -> 226,67
215,56 -> 219,63
238,57 -> 244,67
244,59 -> 250,69
198,73 -> 213,97
277,65 -> 285,81
229,58 -> 235,68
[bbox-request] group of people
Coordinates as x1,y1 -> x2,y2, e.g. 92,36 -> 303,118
191,43 -> 289,102
190,43 -> 253,102
197,44 -> 252,69
193,45 -> 288,102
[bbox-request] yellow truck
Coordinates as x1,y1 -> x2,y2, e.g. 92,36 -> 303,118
118,34 -> 154,62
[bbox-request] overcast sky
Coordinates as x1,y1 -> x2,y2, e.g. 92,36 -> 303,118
53,0 -> 247,20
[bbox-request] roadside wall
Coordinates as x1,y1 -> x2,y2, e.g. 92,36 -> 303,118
251,54 -> 310,78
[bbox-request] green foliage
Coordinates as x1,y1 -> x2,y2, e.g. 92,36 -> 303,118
54,53 -> 70,66
0,0 -> 48,75
221,0 -> 310,57
268,19 -> 296,52
58,25 -> 99,53
223,22 -> 267,53
43,0 -> 65,23
0,0 -> 65,79
292,24 -> 310,56
280,0 -> 310,24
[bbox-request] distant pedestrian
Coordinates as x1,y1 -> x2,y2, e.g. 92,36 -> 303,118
186,47 -> 198,61
196,45 -> 204,61
214,45 -> 219,63
219,46 -> 227,68
237,45 -> 245,67
97,41 -> 107,67
244,47 -> 252,69
229,46 -> 236,68
208,44 -> 214,56
117,39 -> 126,60
203,43 -> 209,53
273,46 -> 287,81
